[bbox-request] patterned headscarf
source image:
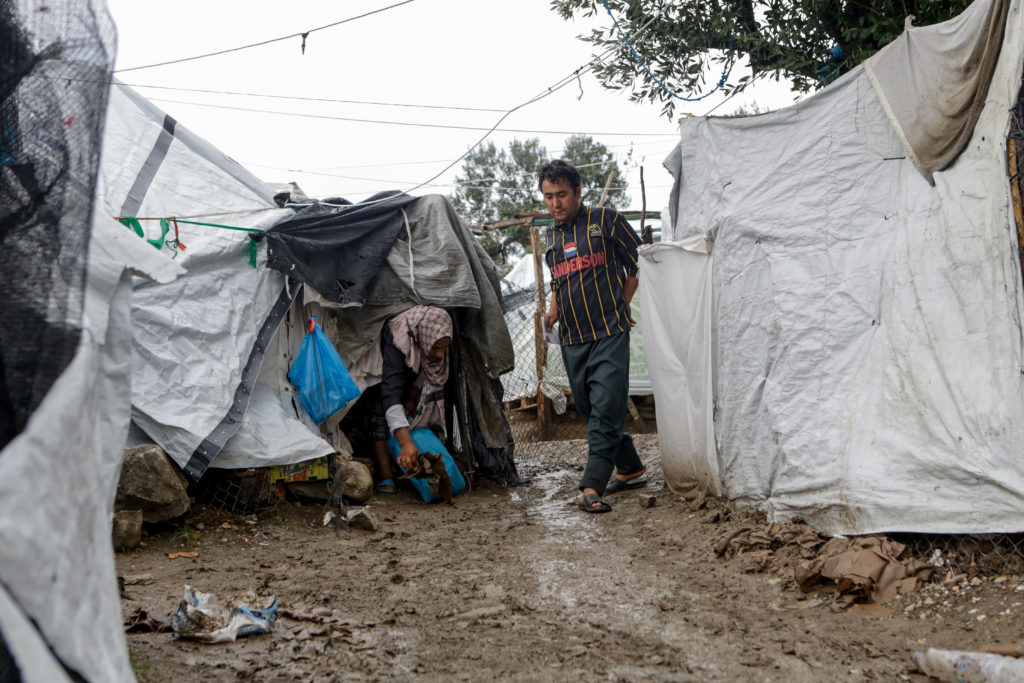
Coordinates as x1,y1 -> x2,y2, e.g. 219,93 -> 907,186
388,306 -> 453,432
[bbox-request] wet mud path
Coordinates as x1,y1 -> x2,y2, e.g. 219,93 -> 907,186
121,436 -> 1017,681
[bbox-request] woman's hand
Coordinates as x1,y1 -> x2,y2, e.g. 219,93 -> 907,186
395,427 -> 420,471
398,441 -> 420,471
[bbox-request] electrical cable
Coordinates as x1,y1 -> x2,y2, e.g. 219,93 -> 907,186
298,21 -> 663,204
114,0 -> 417,73
40,77 -> 508,113
146,98 -> 678,137
115,17 -> 663,207
250,137 -> 669,173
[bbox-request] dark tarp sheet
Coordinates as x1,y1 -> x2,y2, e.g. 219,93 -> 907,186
261,191 -> 419,306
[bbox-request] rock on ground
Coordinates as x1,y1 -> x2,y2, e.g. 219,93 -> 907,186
112,509 -> 143,550
116,445 -> 189,523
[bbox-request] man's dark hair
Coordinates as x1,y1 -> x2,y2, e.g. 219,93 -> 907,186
537,159 -> 581,192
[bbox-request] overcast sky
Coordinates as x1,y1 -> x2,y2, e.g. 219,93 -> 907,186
104,0 -> 800,214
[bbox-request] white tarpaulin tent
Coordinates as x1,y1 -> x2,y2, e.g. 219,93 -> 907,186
643,0 -> 1024,535
105,82 -> 518,484
97,84 -> 335,480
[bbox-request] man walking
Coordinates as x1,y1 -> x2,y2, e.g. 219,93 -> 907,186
539,160 -> 646,513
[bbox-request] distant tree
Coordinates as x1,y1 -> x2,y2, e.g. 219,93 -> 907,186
452,135 -> 631,271
552,0 -> 973,117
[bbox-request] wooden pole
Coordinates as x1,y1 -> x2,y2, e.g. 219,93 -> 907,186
1008,137 -> 1024,291
597,169 -> 616,207
530,222 -> 550,440
640,166 -> 653,245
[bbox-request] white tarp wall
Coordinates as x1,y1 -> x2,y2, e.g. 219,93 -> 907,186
638,236 -> 719,499
656,0 -> 1024,535
96,84 -> 333,479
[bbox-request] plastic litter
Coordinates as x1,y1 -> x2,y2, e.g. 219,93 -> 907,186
913,648 -> 1024,682
171,585 -> 278,643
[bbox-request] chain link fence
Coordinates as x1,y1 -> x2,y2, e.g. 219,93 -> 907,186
893,534 -> 1024,576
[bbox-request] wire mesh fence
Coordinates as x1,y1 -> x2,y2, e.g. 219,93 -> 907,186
893,534 -> 1024,577
498,225 -> 657,458
192,468 -> 274,515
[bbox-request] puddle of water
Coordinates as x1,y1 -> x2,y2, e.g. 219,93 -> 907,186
520,469 -> 606,611
529,470 -> 594,537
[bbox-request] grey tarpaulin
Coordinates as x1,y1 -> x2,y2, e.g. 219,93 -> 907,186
0,1 -> 147,680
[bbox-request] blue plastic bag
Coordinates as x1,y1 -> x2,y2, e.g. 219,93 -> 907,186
387,428 -> 467,503
287,315 -> 360,424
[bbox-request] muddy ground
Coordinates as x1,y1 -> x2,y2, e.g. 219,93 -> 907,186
120,436 -> 1024,681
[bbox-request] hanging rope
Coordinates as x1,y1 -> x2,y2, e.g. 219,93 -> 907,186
599,0 -> 735,102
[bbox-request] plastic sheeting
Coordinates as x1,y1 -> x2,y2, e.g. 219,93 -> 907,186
263,191 -> 420,306
638,237 -> 719,500
0,217 -> 179,683
306,194 -> 520,483
95,84 -> 333,478
214,384 -> 332,468
659,0 -> 1024,535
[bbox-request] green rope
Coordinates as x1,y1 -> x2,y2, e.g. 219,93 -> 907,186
149,218 -> 170,249
118,217 -> 144,238
172,218 -> 266,234
118,216 -> 267,267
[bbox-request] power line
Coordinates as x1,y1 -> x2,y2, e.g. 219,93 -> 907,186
114,0 -> 418,73
386,18 -> 663,199
97,79 -> 505,113
148,97 -> 677,137
248,137 -> 670,173
248,158 -> 635,188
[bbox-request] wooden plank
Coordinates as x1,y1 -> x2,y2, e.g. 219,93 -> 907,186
626,397 -> 648,431
536,390 -> 551,441
1008,137 -> 1024,290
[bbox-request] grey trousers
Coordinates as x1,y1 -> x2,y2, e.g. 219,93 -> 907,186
561,331 -> 644,495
